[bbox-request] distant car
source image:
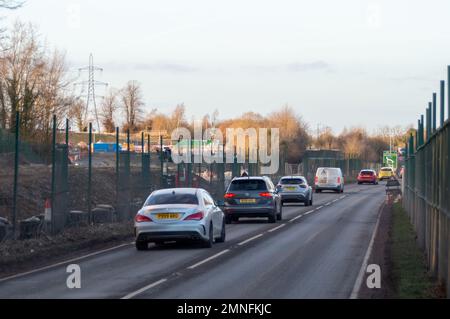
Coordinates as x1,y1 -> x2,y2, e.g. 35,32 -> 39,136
223,176 -> 282,224
314,167 -> 345,193
134,188 -> 225,250
357,169 -> 378,185
276,176 -> 313,206
378,167 -> 395,181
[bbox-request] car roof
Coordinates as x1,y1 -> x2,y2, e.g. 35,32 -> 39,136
232,176 -> 266,181
280,176 -> 306,180
152,188 -> 205,196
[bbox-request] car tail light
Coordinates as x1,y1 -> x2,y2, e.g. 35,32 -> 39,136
337,177 -> 341,184
135,214 -> 152,223
224,193 -> 236,199
314,176 -> 318,184
184,212 -> 204,221
259,192 -> 272,197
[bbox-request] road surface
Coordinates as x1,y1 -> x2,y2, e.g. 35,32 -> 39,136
0,183 -> 386,299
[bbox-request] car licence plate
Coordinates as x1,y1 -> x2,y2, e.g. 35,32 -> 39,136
240,199 -> 256,204
156,213 -> 180,220
284,186 -> 297,191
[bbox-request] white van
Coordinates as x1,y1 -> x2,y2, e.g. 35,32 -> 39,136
314,167 -> 344,193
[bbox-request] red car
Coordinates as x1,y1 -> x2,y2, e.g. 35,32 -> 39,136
357,170 -> 378,185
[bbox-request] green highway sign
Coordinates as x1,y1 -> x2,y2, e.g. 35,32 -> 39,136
383,151 -> 398,170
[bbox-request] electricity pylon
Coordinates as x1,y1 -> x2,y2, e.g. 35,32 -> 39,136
75,53 -> 108,133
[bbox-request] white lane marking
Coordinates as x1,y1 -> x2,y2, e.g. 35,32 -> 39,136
121,278 -> 167,299
0,243 -> 132,283
340,195 -> 347,199
304,210 -> 315,216
349,204 -> 383,299
187,249 -> 230,269
289,214 -> 304,223
268,224 -> 286,233
237,234 -> 264,246
316,206 -> 324,210
332,199 -> 339,203
325,202 -> 331,206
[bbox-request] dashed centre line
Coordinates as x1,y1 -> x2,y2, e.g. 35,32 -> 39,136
237,234 -> 264,246
121,279 -> 168,299
268,224 -> 286,233
187,250 -> 230,269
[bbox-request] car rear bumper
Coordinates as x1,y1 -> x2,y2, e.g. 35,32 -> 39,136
280,193 -> 307,202
223,205 -> 274,217
315,185 -> 341,190
135,223 -> 207,242
358,178 -> 377,183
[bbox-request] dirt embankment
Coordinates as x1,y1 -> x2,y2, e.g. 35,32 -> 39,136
0,222 -> 134,278
0,163 -> 162,222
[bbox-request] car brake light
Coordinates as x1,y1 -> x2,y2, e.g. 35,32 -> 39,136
224,193 -> 236,199
184,212 -> 204,221
314,176 -> 318,184
259,192 -> 272,197
135,214 -> 152,223
337,177 -> 341,184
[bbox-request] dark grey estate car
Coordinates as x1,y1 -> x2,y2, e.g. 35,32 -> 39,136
223,176 -> 282,224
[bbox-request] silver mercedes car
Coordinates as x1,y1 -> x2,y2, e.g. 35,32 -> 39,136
134,188 -> 226,250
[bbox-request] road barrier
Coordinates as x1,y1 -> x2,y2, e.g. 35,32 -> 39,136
403,65 -> 450,296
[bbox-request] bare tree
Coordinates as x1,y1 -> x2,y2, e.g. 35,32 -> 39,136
120,80 -> 144,132
69,98 -> 87,132
0,22 -> 74,142
100,89 -> 118,133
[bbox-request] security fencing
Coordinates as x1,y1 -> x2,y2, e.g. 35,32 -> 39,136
403,65 -> 450,296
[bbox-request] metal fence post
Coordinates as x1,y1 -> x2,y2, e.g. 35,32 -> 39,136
116,127 -> 120,211
433,93 -> 437,132
65,118 -> 69,145
88,122 -> 92,225
51,114 -> 57,234
440,80 -> 445,128
12,111 -> 20,239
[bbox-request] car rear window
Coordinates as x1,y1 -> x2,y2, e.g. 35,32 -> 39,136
317,168 -> 341,176
144,193 -> 199,206
361,171 -> 374,176
280,178 -> 305,185
381,168 -> 392,172
229,179 -> 268,191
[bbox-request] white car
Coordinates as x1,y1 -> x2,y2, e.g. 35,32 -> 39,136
314,167 -> 345,193
134,188 -> 226,250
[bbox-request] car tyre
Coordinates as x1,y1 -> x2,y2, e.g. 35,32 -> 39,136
225,215 -> 232,224
268,211 -> 276,223
215,219 -> 226,243
277,205 -> 283,221
136,241 -> 148,251
202,224 -> 214,248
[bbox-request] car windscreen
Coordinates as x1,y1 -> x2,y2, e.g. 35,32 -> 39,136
229,180 -> 268,191
144,193 -> 199,206
280,178 -> 305,185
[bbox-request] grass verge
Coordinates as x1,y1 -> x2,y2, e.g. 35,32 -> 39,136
390,202 -> 444,298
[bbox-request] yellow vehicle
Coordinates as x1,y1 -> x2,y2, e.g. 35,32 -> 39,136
378,167 -> 395,180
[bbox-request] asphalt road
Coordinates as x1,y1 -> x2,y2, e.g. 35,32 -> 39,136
0,183 -> 386,299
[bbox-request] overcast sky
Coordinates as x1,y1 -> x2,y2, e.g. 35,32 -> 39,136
4,0 -> 450,133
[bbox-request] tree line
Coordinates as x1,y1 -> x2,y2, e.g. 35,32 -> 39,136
0,22 -> 409,163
